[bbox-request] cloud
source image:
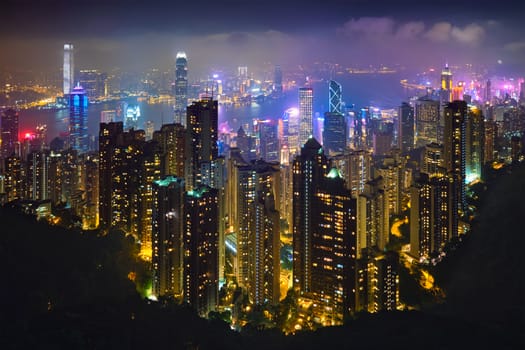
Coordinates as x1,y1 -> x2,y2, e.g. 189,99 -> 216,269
504,41 -> 525,52
425,22 -> 452,42
338,17 -> 395,37
451,23 -> 485,46
395,21 -> 425,40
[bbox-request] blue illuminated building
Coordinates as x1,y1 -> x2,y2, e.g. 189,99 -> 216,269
69,83 -> 89,153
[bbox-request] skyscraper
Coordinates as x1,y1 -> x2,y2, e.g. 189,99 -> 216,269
444,100 -> 467,226
398,102 -> 414,153
273,65 -> 283,97
63,44 -> 74,96
152,176 -> 185,299
185,98 -> 218,190
323,112 -> 347,155
69,84 -> 89,154
174,52 -> 188,126
329,80 -> 343,115
184,185 -> 219,317
0,108 -> 19,159
298,87 -> 314,148
465,106 -> 484,183
292,137 -> 329,292
414,97 -> 440,148
440,64 -> 453,104
255,119 -> 279,163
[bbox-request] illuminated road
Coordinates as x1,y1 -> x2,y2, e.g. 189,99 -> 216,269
280,269 -> 292,301
391,216 -> 408,238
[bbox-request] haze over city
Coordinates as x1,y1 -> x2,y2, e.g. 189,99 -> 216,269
2,0 -> 525,76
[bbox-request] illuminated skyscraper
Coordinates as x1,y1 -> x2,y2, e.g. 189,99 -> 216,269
282,107 -> 300,158
155,123 -> 185,178
298,87 -> 313,148
273,65 -> 283,97
310,168 -> 357,324
63,44 -> 74,96
26,150 -> 49,201
152,176 -> 185,298
255,119 -> 279,162
357,177 -> 389,258
329,80 -> 343,115
397,102 -> 414,153
174,52 -> 188,126
292,137 -> 329,292
414,97 -> 440,148
331,149 -> 372,198
440,64 -> 453,103
444,100 -> 467,217
0,108 -> 19,159
466,106 -> 484,183
185,98 -> 218,190
184,185 -> 219,317
323,112 -> 347,155
234,159 -> 280,305
69,84 -> 89,154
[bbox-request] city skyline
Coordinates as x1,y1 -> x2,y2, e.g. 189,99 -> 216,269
1,1 -> 524,77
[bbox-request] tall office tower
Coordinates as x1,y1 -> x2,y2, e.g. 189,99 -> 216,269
414,97 -> 440,148
356,251 -> 398,313
255,119 -> 279,162
156,123 -> 185,178
292,137 -> 329,292
25,150 -> 49,201
184,185 -> 219,317
440,64 -> 453,103
466,106 -> 484,183
279,164 -> 293,232
483,120 -> 496,164
69,84 -> 89,154
63,44 -> 74,96
410,173 -> 454,261
213,156 -> 228,286
444,100 -> 467,217
273,65 -> 283,97
152,176 -> 185,299
78,69 -> 107,100
310,168 -> 357,325
421,142 -> 445,176
376,154 -> 404,216
174,52 -> 188,126
81,156 -> 99,230
282,107 -> 300,158
485,80 -> 492,103
4,156 -> 23,202
234,159 -> 280,305
138,140 -> 162,260
323,112 -> 347,156
373,130 -> 393,156
98,122 -> 145,232
331,149 -> 372,198
398,102 -> 414,153
357,177 -> 389,258
60,149 -> 80,209
329,80 -> 343,115
185,98 -> 218,190
0,108 -> 19,159
298,87 -> 314,148
235,126 -> 255,162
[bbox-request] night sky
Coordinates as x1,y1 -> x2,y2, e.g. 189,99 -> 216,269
1,0 -> 524,76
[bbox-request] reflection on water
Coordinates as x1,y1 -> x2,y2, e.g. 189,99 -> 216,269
18,74 -> 409,143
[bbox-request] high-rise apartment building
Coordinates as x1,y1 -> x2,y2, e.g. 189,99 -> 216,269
292,137 -> 329,292
185,98 -> 218,190
152,176 -> 185,298
415,97 -> 440,148
0,108 -> 19,159
184,185 -> 219,317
